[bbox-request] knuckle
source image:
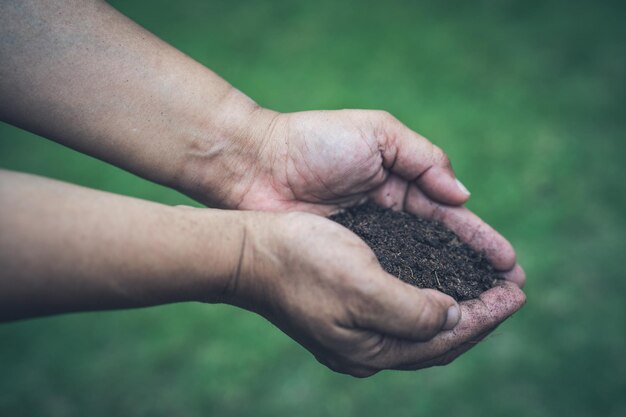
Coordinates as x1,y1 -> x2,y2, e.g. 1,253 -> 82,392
354,333 -> 388,363
415,298 -> 446,338
376,110 -> 397,124
433,145 -> 451,167
361,335 -> 401,370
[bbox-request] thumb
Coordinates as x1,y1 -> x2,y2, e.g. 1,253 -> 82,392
377,112 -> 470,205
357,269 -> 461,341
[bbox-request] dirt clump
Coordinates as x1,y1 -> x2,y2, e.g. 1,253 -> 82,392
330,202 -> 500,301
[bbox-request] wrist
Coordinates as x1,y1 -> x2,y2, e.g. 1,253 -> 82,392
210,210 -> 294,311
176,207 -> 296,309
165,206 -> 251,304
172,88 -> 280,208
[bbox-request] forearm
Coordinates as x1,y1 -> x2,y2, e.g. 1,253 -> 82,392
0,169 -> 246,322
0,0 -> 272,207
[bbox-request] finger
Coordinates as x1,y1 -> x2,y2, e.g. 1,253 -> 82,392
369,281 -> 525,370
376,112 -> 470,206
369,173 -> 409,211
453,281 -> 526,339
404,184 -> 517,272
355,270 -> 462,342
501,264 -> 526,288
407,327 -> 495,370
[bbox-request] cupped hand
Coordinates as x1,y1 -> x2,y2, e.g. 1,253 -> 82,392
232,109 -> 525,287
228,212 -> 525,377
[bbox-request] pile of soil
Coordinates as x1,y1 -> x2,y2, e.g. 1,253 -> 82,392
330,202 -> 500,301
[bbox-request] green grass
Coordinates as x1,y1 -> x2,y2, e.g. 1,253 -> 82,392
1,0 -> 625,416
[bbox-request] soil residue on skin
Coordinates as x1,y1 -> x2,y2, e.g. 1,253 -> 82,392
330,202 -> 500,301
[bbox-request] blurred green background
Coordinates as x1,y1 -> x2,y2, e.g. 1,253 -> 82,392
1,0 -> 625,415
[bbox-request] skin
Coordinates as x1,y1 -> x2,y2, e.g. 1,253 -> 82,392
0,171 -> 524,377
0,0 -> 526,377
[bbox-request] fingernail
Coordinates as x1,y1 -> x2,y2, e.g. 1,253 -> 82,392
455,178 -> 471,196
443,305 -> 461,330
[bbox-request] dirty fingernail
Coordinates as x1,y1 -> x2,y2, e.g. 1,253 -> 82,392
455,178 -> 470,196
443,305 -> 461,330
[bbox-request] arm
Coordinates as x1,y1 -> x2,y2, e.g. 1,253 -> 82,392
0,169 -> 245,321
0,0 -> 267,208
0,169 -> 524,376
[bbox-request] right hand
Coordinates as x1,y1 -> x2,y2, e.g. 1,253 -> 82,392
224,211 -> 525,377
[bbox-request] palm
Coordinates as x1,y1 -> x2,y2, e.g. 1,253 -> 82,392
237,110 -> 387,214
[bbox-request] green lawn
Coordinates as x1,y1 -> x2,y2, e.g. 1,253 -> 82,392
1,0 -> 624,416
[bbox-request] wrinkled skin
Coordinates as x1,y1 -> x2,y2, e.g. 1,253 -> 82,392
209,109 -> 526,376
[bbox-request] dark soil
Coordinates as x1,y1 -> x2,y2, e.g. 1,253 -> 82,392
330,202 -> 500,301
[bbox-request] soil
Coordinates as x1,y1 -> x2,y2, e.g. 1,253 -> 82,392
330,202 -> 500,301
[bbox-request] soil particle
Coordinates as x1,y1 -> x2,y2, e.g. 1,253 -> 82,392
330,202 -> 500,301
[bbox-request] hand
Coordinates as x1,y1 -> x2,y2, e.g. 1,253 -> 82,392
226,212 -> 525,377
196,109 -> 525,287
